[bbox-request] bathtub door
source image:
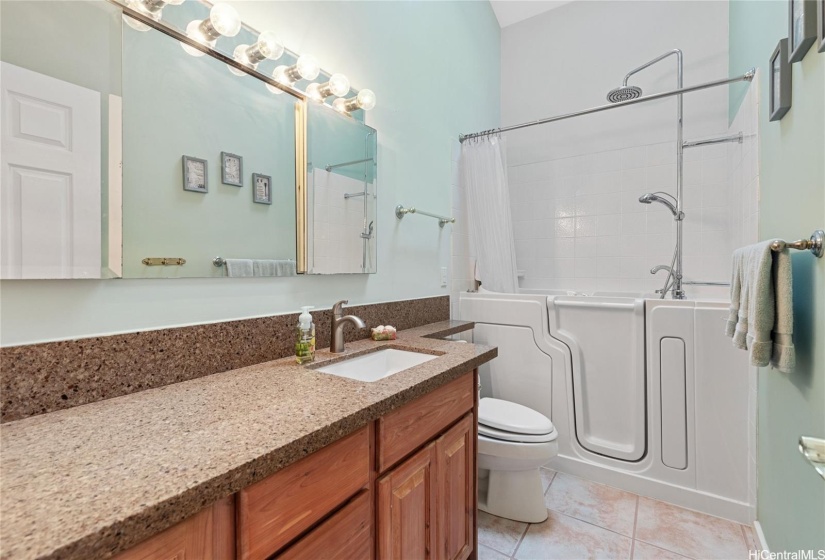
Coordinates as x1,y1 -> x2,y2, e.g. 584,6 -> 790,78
548,296 -> 646,461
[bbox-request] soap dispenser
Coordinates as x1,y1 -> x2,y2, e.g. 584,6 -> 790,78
295,306 -> 316,364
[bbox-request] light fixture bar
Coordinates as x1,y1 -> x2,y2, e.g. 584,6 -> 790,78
111,0 -> 305,99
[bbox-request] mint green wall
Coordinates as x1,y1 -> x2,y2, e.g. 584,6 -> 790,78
0,1 -> 500,345
729,1 -> 825,552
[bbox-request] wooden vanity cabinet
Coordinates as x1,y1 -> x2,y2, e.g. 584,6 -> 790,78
114,371 -> 477,560
112,496 -> 235,560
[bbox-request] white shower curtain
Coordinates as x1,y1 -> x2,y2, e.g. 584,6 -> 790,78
461,135 -> 519,293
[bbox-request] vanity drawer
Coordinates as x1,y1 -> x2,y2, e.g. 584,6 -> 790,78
237,425 -> 370,560
276,491 -> 372,560
377,372 -> 474,473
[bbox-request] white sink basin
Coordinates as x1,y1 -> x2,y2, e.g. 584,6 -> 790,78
315,348 -> 438,382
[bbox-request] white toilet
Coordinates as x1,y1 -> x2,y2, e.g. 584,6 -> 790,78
477,397 -> 558,523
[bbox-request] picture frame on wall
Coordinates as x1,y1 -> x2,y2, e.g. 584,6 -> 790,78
818,0 -> 825,52
252,173 -> 272,205
182,155 -> 208,193
221,152 -> 243,187
770,39 -> 792,121
789,0 -> 817,62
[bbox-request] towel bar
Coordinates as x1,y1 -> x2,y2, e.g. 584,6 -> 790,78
770,230 -> 824,258
395,204 -> 455,228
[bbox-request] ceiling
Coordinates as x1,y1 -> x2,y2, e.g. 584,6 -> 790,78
489,0 -> 575,28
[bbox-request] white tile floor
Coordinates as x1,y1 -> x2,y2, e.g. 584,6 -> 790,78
478,468 -> 758,560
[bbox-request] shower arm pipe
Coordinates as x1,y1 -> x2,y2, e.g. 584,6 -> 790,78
458,68 -> 755,143
621,49 -> 682,86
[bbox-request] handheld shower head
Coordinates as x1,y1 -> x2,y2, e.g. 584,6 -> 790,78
638,192 -> 683,219
607,85 -> 643,103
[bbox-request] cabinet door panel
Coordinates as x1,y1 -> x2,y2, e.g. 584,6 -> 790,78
436,414 -> 474,560
377,444 -> 436,560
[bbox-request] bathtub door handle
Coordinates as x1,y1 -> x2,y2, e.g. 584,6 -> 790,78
551,300 -> 639,310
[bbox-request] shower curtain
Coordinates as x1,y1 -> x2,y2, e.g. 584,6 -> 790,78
461,135 -> 519,293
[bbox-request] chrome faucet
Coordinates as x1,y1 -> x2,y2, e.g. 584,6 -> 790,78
330,300 -> 367,353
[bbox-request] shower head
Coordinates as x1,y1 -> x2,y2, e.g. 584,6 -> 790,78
638,192 -> 683,219
606,85 -> 643,103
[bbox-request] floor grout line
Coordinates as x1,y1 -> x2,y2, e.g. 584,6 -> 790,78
628,496 -> 639,559
509,515 -> 532,559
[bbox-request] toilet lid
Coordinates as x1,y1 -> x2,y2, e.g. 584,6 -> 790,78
479,398 -> 555,436
479,422 -> 558,443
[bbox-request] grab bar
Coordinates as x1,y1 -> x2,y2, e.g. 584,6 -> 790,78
395,204 -> 455,228
551,299 -> 638,309
682,281 -> 730,286
325,157 -> 374,172
682,132 -> 742,149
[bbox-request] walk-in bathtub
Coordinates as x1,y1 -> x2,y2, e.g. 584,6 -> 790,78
459,289 -> 755,523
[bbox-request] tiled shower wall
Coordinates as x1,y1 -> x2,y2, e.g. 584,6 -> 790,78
310,169 -> 376,274
508,140 -> 731,294
449,78 -> 759,307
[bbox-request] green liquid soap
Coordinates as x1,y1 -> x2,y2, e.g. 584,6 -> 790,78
296,306 -> 316,364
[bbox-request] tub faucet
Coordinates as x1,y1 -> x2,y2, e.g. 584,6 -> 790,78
330,300 -> 367,353
650,264 -> 673,275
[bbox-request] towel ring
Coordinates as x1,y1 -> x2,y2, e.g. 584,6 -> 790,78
770,230 -> 824,258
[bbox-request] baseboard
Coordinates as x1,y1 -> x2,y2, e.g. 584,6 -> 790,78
753,521 -> 770,552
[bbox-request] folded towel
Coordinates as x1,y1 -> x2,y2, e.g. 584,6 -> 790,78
224,259 -> 253,277
252,259 -> 296,277
726,241 -> 795,373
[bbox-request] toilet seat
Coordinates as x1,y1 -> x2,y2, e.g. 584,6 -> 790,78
478,398 -> 556,443
479,423 -> 557,443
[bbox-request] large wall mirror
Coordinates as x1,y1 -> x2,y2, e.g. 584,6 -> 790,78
0,0 -> 378,279
307,104 -> 377,274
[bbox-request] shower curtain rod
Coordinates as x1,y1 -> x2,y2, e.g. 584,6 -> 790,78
459,68 -> 755,143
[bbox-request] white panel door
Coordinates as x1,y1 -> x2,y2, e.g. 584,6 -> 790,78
548,296 -> 647,462
1,62 -> 101,278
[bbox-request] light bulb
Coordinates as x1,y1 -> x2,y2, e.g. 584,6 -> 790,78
122,0 -> 161,32
228,45 -> 252,76
306,83 -> 324,102
227,32 -> 283,77
181,19 -> 212,56
332,98 -> 347,113
328,74 -> 351,97
208,3 -> 241,37
255,31 -> 284,60
335,89 -> 377,113
265,66 -> 289,94
295,55 -> 320,80
306,74 -> 351,102
356,89 -> 376,111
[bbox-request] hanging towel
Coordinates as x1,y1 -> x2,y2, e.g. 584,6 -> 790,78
224,259 -> 253,277
725,241 -> 795,373
253,259 -> 297,277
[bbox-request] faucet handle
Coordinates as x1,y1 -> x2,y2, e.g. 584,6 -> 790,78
332,300 -> 348,315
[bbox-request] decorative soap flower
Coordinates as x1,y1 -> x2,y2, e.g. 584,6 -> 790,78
371,325 -> 397,341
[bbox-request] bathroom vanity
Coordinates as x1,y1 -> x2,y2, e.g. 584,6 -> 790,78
0,322 -> 494,560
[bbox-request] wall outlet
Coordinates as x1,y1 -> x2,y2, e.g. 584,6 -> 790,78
440,267 -> 448,287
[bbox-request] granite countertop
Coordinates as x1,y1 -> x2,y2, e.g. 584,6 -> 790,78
0,320 -> 495,560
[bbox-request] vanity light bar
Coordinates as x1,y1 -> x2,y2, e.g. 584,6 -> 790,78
116,0 -> 375,112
